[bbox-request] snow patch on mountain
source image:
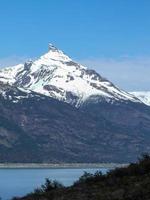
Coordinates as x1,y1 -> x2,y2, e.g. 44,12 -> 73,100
130,91 -> 150,106
0,64 -> 24,84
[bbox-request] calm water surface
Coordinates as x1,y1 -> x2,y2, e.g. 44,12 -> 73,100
0,168 -> 108,200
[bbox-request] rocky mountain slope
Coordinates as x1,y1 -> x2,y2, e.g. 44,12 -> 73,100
0,44 -> 150,163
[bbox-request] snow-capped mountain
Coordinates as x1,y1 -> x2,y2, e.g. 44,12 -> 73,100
0,44 -> 150,163
130,91 -> 150,106
0,44 -> 140,107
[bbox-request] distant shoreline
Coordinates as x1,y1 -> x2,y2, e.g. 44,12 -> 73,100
0,163 -> 128,169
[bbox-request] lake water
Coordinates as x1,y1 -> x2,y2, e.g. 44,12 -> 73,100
0,168 -> 108,200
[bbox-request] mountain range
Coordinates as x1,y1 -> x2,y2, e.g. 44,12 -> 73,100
0,44 -> 150,163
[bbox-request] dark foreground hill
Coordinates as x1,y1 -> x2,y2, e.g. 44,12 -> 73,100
14,154 -> 150,200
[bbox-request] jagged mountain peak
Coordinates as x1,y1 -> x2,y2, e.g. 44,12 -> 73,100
48,43 -> 58,51
41,43 -> 72,62
0,44 -> 141,107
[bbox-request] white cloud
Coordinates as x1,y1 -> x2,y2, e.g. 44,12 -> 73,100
0,55 -> 29,68
79,56 -> 150,91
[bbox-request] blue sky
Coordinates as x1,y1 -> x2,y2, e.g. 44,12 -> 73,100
0,0 -> 150,91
